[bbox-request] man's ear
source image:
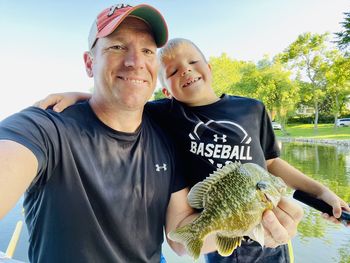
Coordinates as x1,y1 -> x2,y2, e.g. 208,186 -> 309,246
162,88 -> 172,99
83,51 -> 94,78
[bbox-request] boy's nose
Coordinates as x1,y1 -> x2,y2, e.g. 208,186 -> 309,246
181,68 -> 191,76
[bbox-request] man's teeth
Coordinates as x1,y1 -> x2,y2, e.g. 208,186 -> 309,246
121,77 -> 145,84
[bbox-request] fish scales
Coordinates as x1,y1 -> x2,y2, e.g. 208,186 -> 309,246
168,162 -> 286,259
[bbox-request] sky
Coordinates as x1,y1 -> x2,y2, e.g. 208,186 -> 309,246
0,0 -> 349,121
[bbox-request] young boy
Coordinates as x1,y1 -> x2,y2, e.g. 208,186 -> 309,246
36,38 -> 348,263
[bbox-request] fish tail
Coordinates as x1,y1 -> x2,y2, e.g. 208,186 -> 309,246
168,224 -> 203,260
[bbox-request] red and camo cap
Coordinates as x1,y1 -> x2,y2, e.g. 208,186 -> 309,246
88,3 -> 168,50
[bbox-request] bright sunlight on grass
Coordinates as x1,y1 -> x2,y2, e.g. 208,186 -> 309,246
274,124 -> 350,140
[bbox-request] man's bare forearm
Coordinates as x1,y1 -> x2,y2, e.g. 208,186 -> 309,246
0,140 -> 38,219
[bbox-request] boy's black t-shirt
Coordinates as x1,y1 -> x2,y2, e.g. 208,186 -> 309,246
146,94 -> 280,187
0,101 -> 185,263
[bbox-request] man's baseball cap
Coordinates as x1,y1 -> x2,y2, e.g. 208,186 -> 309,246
88,3 -> 168,50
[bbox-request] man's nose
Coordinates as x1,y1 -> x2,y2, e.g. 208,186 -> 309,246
124,50 -> 144,69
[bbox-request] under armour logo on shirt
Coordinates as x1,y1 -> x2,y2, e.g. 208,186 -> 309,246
155,164 -> 167,172
213,134 -> 227,143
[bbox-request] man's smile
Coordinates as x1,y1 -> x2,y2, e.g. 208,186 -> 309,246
117,76 -> 148,85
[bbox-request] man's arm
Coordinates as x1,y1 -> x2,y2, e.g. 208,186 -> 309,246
0,140 -> 38,219
165,188 -> 303,256
267,157 -> 350,220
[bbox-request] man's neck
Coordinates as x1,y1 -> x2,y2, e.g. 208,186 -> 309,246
89,98 -> 143,133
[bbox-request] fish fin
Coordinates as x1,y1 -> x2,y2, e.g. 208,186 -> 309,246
216,234 -> 242,257
187,181 -> 208,209
168,224 -> 202,260
247,223 -> 265,247
188,161 -> 243,209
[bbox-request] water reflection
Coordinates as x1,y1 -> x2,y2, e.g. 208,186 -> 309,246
280,142 -> 350,263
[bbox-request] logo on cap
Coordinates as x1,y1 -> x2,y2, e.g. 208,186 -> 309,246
108,4 -> 132,16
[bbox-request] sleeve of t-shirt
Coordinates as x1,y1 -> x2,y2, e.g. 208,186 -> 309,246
145,99 -> 172,125
0,107 -> 61,189
259,103 -> 280,160
146,99 -> 188,192
170,145 -> 188,193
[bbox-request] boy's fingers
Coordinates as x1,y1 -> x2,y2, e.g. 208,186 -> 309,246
332,206 -> 342,219
262,210 -> 289,245
276,197 -> 304,222
33,94 -> 63,111
321,213 -> 340,224
271,206 -> 297,238
262,198 -> 303,247
52,99 -> 75,112
263,228 -> 279,248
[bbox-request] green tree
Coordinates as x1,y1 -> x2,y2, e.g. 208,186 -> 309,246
335,12 -> 350,51
232,56 -> 299,131
152,89 -> 166,100
281,33 -> 330,130
209,53 -> 243,95
324,51 -> 350,126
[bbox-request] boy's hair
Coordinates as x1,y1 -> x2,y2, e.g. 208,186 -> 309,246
158,38 -> 207,90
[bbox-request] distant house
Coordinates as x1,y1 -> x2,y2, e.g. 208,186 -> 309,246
296,105 -> 314,116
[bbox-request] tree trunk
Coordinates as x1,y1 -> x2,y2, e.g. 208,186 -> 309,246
313,98 -> 319,130
334,94 -> 339,128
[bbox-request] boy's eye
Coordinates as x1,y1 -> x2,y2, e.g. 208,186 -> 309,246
189,60 -> 198,64
167,69 -> 178,78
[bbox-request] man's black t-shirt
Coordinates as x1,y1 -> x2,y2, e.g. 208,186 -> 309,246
0,101 -> 185,263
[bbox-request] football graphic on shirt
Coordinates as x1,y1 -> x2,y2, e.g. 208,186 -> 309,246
188,120 -> 252,168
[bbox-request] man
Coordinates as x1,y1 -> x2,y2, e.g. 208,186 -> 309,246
0,3 -> 302,263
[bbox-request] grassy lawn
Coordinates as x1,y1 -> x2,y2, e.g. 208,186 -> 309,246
274,123 -> 350,140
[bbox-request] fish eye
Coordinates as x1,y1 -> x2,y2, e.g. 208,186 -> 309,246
256,181 -> 268,190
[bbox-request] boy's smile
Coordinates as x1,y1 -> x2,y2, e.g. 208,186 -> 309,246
182,76 -> 202,88
161,41 -> 218,106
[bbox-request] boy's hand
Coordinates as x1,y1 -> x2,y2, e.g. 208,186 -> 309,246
34,92 -> 91,112
318,188 -> 350,226
262,197 -> 303,248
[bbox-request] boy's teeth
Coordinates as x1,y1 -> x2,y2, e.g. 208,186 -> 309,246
184,77 -> 200,87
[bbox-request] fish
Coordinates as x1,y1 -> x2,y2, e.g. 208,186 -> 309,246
168,162 -> 287,260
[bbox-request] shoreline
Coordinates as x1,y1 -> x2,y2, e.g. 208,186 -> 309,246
277,137 -> 350,147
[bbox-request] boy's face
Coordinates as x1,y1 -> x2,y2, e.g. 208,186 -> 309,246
161,43 -> 215,106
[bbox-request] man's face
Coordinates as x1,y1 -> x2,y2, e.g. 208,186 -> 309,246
88,17 -> 159,111
161,43 -> 213,106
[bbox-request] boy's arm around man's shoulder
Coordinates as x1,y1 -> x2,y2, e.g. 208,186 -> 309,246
0,140 -> 38,219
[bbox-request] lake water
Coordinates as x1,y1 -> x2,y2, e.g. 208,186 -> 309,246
1,142 -> 350,262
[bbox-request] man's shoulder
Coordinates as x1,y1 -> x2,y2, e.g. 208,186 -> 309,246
8,101 -> 89,121
0,102 -> 91,134
143,112 -> 175,146
59,101 -> 90,117
146,98 -> 172,111
144,98 -> 175,123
